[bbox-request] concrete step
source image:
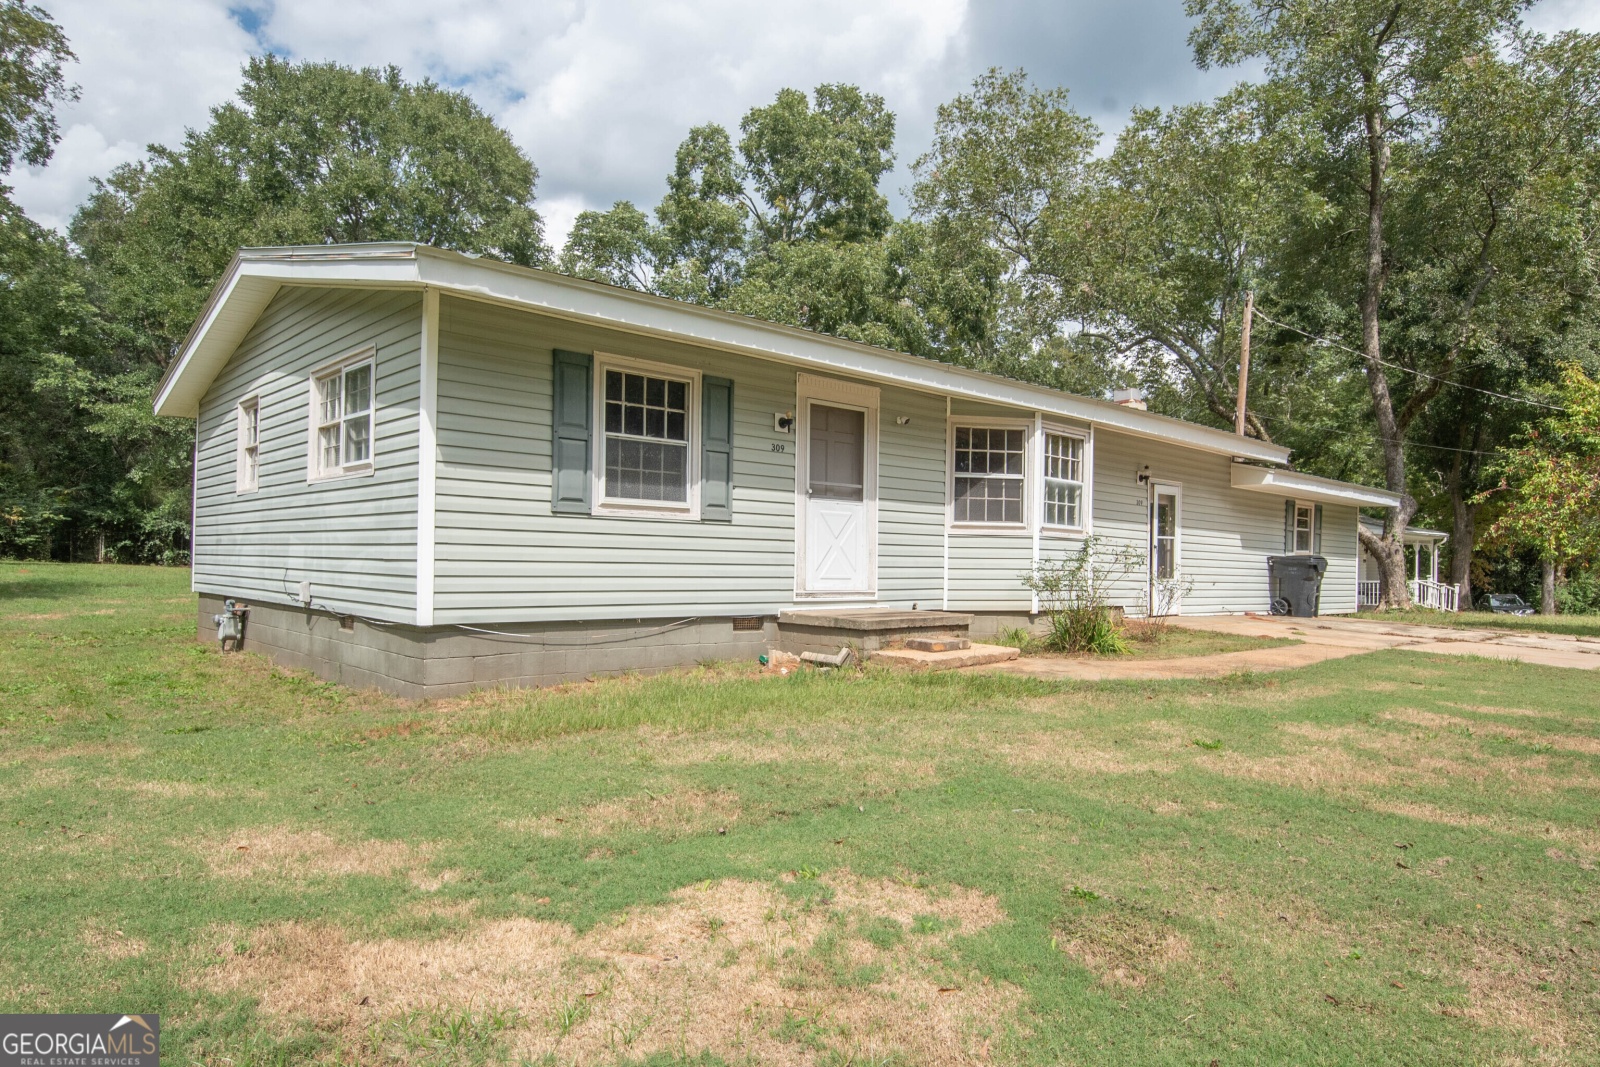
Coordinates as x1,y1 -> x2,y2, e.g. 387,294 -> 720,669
777,607 -> 975,656
869,643 -> 1020,670
903,634 -> 971,652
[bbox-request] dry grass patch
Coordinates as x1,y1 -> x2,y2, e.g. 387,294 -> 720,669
199,871 -> 1016,1065
1370,801 -> 1600,859
1453,941 -> 1589,1059
1056,906 -> 1191,990
81,922 -> 146,961
501,787 -> 743,840
194,826 -> 431,883
998,729 -> 1178,777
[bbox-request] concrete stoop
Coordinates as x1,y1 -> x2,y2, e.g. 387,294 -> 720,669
776,607 -> 975,656
869,643 -> 1021,669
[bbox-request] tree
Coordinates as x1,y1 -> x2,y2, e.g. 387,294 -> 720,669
558,84 -> 1002,365
73,56 -> 548,362
1067,89 -> 1304,441
910,69 -> 1099,356
1189,0 -> 1599,609
0,0 -> 75,174
1477,364 -> 1600,613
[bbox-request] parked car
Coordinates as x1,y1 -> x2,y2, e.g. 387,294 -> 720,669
1475,593 -> 1534,615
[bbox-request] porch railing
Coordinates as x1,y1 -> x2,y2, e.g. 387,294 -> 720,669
1359,579 -> 1459,612
1409,579 -> 1459,612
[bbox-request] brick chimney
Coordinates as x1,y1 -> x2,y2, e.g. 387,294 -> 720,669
1112,387 -> 1147,410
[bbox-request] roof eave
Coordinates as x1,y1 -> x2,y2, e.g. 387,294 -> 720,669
1231,463 -> 1402,509
155,242 -> 1291,466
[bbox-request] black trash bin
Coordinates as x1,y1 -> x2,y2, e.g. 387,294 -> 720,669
1267,555 -> 1328,617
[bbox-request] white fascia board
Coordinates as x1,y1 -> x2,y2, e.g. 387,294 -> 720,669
157,242 -> 1290,465
412,249 -> 1291,464
1360,516 -> 1448,542
153,251 -> 426,418
1232,463 -> 1402,509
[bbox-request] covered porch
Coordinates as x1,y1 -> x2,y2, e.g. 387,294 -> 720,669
1358,518 -> 1457,611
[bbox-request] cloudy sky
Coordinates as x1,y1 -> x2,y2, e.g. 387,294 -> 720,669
13,0 -> 1600,250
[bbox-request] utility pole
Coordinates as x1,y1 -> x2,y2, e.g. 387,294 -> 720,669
1235,290 -> 1254,437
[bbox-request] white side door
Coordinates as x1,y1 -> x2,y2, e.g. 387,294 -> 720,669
1148,482 -> 1182,616
802,401 -> 872,594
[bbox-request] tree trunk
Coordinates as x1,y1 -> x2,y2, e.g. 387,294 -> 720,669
1447,453 -> 1477,612
1358,100 -> 1413,610
1541,559 -> 1556,616
95,530 -> 106,564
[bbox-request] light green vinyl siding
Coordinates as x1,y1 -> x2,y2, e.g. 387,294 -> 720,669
432,297 -> 946,624
1317,506 -> 1360,614
946,420 -> 1363,616
192,287 -> 422,619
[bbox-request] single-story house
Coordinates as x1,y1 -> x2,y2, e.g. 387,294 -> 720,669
154,242 -> 1402,697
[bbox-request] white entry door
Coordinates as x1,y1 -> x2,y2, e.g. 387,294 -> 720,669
1148,482 -> 1182,615
802,401 -> 873,593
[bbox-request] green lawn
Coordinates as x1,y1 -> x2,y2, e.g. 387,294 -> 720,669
3,562 -> 1599,1067
1356,608 -> 1600,640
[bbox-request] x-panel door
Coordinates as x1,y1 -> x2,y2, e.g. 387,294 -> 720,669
801,400 -> 874,594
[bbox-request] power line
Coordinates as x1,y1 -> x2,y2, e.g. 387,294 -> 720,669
1250,309 -> 1567,413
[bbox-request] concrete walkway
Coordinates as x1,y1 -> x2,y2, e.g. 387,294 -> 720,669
977,612 -> 1600,682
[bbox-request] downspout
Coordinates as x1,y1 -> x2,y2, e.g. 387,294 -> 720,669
416,289 -> 440,628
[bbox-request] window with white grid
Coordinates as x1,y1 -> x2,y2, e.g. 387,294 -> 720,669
236,397 -> 259,493
601,365 -> 693,506
1043,431 -> 1085,528
310,357 -> 374,479
952,425 -> 1026,525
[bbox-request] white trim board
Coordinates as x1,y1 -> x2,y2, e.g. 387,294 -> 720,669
416,289 -> 439,627
1230,463 -> 1401,508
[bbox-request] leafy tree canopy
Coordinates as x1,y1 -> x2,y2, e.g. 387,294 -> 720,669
72,55 -> 548,362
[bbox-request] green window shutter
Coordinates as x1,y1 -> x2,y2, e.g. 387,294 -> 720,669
1313,504 -> 1324,556
1284,499 -> 1295,553
702,375 -> 734,522
550,349 -> 592,514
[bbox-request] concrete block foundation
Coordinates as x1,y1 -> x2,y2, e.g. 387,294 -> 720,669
198,595 -> 775,699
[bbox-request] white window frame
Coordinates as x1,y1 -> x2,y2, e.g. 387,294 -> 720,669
1040,424 -> 1092,534
1292,500 -> 1315,554
306,346 -> 377,482
947,417 -> 1033,532
591,352 -> 701,520
236,394 -> 260,494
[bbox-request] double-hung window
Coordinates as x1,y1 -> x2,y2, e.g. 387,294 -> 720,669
600,361 -> 695,509
1042,431 -> 1086,529
952,425 -> 1026,525
1292,502 -> 1314,554
310,354 -> 374,479
236,396 -> 260,493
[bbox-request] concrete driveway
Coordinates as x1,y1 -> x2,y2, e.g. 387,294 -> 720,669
979,612 -> 1600,682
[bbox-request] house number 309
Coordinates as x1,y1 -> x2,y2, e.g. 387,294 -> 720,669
770,443 -> 787,453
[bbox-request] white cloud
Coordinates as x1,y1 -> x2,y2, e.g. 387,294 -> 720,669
14,0 -> 253,231
12,0 -> 1598,250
